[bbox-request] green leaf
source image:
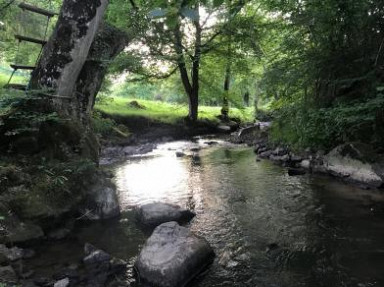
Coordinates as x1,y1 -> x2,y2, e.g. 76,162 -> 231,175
149,8 -> 167,19
181,7 -> 199,21
377,86 -> 384,92
213,0 -> 225,8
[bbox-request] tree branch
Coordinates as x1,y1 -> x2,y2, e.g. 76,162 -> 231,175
0,0 -> 16,14
129,66 -> 178,81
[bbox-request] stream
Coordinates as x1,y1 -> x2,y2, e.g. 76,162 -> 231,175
26,139 -> 384,287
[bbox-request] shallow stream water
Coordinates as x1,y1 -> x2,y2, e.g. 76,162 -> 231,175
27,139 -> 384,287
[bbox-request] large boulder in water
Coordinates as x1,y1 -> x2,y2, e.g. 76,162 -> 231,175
82,243 -> 126,287
324,143 -> 384,187
81,178 -> 120,220
137,202 -> 195,227
135,222 -> 214,287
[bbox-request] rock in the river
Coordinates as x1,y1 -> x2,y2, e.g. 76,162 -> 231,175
176,151 -> 186,158
82,243 -> 126,287
135,222 -> 215,287
54,278 -> 70,287
217,125 -> 231,132
137,203 -> 195,227
323,143 -> 384,187
287,168 -> 306,176
259,150 -> 272,159
300,159 -> 311,169
82,178 -> 120,220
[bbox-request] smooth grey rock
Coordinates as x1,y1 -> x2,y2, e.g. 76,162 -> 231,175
82,179 -> 120,220
137,203 -> 195,227
84,243 -> 98,256
135,222 -> 214,287
217,125 -> 231,132
270,154 -> 290,162
82,244 -> 127,286
324,143 -> 383,187
300,159 -> 311,169
83,249 -> 112,267
54,277 -> 70,287
272,147 -> 287,156
259,150 -> 272,159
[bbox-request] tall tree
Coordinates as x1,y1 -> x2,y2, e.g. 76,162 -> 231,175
1,0 -> 129,160
114,0 -> 248,122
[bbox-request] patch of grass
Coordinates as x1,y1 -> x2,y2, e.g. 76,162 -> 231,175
0,69 -> 30,117
0,68 -> 29,88
96,97 -> 254,124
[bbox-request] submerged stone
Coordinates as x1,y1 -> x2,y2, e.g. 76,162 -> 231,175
137,202 -> 195,227
135,221 -> 215,287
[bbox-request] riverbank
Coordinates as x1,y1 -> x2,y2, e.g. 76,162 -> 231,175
231,123 -> 384,189
96,107 -> 242,164
0,110 -> 241,286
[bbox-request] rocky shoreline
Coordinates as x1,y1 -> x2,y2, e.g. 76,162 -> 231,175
231,123 -> 384,189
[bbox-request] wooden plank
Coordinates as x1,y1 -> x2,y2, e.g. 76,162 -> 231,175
15,35 -> 47,45
18,2 -> 57,17
3,84 -> 27,90
10,64 -> 35,70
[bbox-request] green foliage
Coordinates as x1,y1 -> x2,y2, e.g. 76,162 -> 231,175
34,158 -> 97,196
271,92 -> 384,149
91,111 -> 117,136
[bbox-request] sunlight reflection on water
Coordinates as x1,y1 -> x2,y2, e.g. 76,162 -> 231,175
115,154 -> 191,208
115,140 -> 223,209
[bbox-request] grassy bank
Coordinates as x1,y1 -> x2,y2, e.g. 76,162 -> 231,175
96,97 -> 254,124
0,67 -> 29,88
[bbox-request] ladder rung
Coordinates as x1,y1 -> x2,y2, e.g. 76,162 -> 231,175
10,64 -> 35,70
15,35 -> 47,45
18,2 -> 57,18
3,84 -> 27,91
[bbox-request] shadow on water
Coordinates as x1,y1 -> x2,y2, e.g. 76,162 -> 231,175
26,140 -> 384,287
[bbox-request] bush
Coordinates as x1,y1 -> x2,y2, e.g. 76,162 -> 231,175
91,111 -> 116,136
271,91 -> 384,150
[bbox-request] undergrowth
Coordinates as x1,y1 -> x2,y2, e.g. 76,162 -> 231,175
271,90 -> 384,150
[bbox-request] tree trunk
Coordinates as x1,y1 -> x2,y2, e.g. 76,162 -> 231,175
75,23 -> 129,126
30,0 -> 108,119
189,3 -> 201,123
0,0 -> 129,161
243,91 -> 250,107
174,4 -> 201,123
221,64 -> 230,121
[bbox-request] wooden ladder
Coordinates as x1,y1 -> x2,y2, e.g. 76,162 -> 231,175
4,2 -> 57,89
